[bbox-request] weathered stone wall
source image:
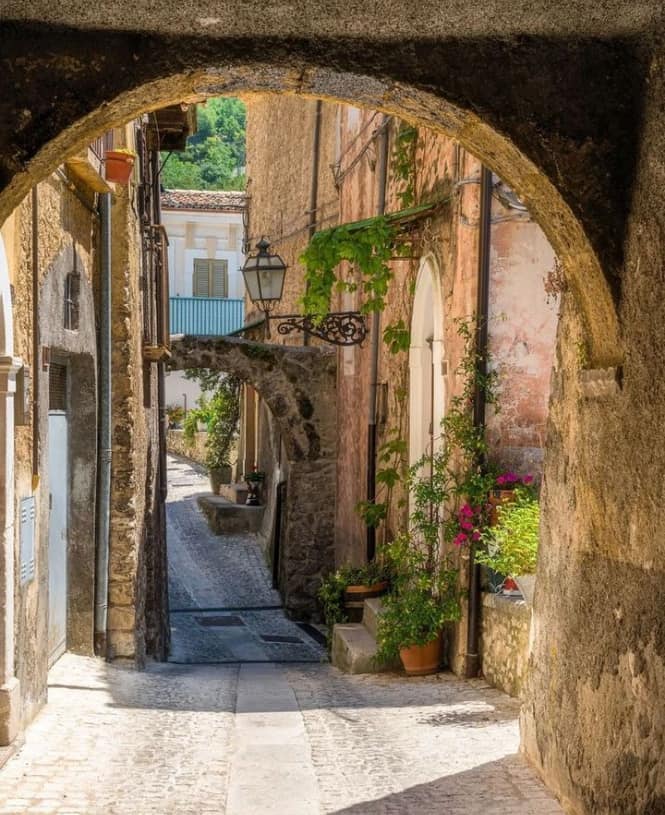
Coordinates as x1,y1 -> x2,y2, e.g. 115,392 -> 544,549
3,172 -> 99,731
167,429 -> 207,467
106,129 -> 165,662
245,96 -> 339,323
480,593 -> 530,699
486,198 -> 558,481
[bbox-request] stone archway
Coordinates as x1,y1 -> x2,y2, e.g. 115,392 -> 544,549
0,14 -> 642,368
169,334 -> 337,616
0,235 -> 20,745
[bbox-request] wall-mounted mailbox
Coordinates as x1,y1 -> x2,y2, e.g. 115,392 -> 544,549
14,364 -> 30,427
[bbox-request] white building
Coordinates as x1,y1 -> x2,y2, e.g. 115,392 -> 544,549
160,189 -> 247,410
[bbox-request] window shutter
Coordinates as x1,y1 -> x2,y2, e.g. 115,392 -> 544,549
211,260 -> 228,298
193,259 -> 210,297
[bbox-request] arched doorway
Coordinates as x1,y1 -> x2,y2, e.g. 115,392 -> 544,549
409,255 -> 445,467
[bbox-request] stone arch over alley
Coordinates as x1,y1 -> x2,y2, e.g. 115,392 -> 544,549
169,334 -> 337,615
1,16 -> 646,369
1,5 -> 665,812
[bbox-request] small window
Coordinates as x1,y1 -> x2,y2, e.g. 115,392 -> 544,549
193,258 -> 228,298
49,363 -> 67,412
64,272 -> 80,330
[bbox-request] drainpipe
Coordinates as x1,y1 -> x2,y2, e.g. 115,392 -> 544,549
94,192 -> 112,656
465,164 -> 492,678
366,115 -> 389,562
303,100 -> 323,347
31,187 -> 40,487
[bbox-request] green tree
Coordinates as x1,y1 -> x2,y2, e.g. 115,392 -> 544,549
161,97 -> 246,191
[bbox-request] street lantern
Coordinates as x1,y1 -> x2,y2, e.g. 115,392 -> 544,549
240,236 -> 367,346
241,238 -> 287,315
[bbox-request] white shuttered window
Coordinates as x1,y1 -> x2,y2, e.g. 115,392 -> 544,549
193,258 -> 229,298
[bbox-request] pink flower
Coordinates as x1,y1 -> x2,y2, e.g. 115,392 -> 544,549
460,521 -> 474,531
522,474 -> 534,484
496,475 -> 507,486
460,504 -> 474,518
472,530 -> 481,542
454,532 -> 469,547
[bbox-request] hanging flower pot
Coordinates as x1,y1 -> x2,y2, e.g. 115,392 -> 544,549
104,149 -> 136,184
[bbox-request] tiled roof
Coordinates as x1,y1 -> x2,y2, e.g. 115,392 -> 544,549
160,189 -> 247,212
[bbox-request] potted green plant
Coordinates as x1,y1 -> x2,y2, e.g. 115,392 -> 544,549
375,441 -> 468,676
104,147 -> 136,184
377,530 -> 461,675
488,471 -> 534,525
182,378 -> 240,494
372,320 -> 499,676
317,562 -> 391,642
476,486 -> 539,603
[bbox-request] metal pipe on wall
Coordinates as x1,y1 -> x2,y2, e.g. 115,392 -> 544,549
366,115 -> 390,562
94,192 -> 112,655
303,100 -> 323,348
465,164 -> 492,679
31,187 -> 40,487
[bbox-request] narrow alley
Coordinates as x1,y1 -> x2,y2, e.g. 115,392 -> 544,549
0,457 -> 563,815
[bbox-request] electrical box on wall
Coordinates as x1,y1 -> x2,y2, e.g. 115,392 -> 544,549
14,364 -> 30,426
19,496 -> 36,585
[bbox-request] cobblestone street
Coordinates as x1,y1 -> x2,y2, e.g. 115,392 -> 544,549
0,457 -> 563,814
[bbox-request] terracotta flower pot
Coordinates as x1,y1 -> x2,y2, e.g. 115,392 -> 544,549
488,488 -> 517,526
343,581 -> 389,603
399,634 -> 442,676
105,150 -> 135,184
343,581 -> 389,623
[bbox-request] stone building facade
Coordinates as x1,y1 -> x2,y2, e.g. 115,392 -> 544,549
0,109 -> 191,744
244,98 -> 557,671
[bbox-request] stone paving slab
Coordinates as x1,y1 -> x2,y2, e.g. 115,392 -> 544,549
0,456 -> 564,813
166,455 -> 325,664
167,457 -> 281,612
170,609 -> 326,664
0,655 -> 564,814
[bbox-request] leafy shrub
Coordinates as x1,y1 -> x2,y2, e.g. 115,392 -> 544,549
476,488 -> 539,577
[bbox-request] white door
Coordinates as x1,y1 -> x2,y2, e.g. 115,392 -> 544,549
48,410 -> 68,666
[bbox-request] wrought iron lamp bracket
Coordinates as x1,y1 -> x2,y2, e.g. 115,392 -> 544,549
268,311 -> 367,346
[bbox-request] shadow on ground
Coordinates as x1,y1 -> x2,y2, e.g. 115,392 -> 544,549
330,756 -> 558,814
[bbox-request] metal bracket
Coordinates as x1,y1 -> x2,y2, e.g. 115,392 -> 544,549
271,312 -> 367,346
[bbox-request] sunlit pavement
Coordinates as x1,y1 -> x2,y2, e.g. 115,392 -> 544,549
0,457 -> 563,813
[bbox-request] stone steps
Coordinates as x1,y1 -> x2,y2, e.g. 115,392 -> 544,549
362,597 -> 382,640
331,597 -> 396,674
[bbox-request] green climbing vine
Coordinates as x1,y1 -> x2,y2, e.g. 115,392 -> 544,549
357,317 -> 499,532
300,215 -> 397,319
300,121 -> 420,331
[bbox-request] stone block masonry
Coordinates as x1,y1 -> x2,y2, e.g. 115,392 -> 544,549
480,592 -> 530,699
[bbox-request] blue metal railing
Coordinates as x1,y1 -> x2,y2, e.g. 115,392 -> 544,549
169,297 -> 245,336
